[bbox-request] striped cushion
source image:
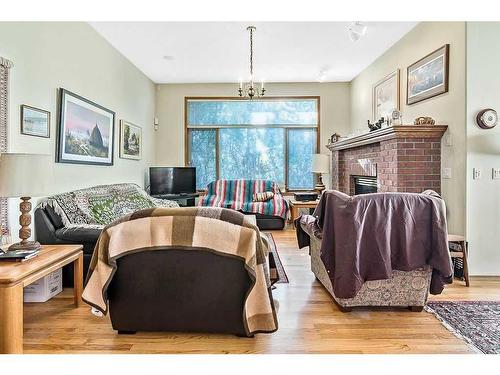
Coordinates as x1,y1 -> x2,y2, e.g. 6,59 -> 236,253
253,191 -> 274,202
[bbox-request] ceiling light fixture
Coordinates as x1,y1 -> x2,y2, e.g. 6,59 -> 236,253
238,26 -> 265,99
348,22 -> 367,42
318,69 -> 328,83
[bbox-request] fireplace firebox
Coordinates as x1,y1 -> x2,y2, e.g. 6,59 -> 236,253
353,176 -> 377,195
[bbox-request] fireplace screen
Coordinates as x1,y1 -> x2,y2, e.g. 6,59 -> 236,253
353,176 -> 377,195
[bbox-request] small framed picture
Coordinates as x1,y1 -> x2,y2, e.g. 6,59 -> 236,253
20,105 -> 50,138
407,44 -> 449,105
120,120 -> 142,160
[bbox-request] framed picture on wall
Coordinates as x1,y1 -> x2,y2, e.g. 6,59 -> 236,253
407,44 -> 449,105
373,69 -> 400,121
20,105 -> 50,138
119,120 -> 142,160
56,89 -> 115,166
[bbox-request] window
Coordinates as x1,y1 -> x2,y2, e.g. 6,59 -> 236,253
186,98 -> 319,190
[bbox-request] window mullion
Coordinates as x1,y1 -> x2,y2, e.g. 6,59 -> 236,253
216,128 -> 220,180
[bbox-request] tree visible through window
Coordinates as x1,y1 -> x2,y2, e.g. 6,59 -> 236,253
187,98 -> 319,190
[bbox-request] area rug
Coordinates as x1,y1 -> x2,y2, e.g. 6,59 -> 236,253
425,301 -> 500,354
261,232 -> 289,284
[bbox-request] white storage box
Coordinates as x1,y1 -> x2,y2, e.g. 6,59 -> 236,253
23,268 -> 63,302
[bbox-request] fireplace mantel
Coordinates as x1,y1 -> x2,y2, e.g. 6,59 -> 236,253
326,125 -> 448,152
327,125 -> 448,195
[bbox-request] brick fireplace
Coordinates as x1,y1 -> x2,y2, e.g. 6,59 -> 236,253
327,125 -> 448,194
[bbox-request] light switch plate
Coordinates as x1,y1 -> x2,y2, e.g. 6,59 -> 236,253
493,168 -> 500,180
442,167 -> 452,179
473,168 -> 481,180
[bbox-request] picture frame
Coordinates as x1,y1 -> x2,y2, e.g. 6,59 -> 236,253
57,89 -> 115,166
20,105 -> 50,138
407,44 -> 449,105
119,120 -> 142,160
373,69 -> 400,122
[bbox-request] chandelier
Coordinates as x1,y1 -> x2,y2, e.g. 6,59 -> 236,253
238,26 -> 265,99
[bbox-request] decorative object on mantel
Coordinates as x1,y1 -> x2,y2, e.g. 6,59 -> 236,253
373,69 -> 400,121
20,105 -> 50,138
237,26 -> 265,99
367,117 -> 385,132
312,154 -> 330,193
0,153 -> 53,252
476,108 -> 498,129
414,116 -> 436,125
391,109 -> 402,125
407,44 -> 449,105
57,89 -> 115,166
329,133 -> 341,143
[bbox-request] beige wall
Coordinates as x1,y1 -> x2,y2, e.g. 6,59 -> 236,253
349,22 -> 467,234
466,22 -> 500,275
0,22 -> 156,237
155,82 -> 351,188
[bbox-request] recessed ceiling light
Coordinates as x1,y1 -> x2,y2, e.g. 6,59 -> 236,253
162,55 -> 175,61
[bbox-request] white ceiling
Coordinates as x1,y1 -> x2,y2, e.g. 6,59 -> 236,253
90,22 -> 417,84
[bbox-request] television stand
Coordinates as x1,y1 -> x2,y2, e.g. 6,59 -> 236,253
152,193 -> 200,207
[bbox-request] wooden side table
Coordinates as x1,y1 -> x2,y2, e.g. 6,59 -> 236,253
0,244 -> 83,354
448,234 -> 470,287
289,199 -> 319,224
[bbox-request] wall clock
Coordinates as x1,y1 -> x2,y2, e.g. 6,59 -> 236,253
476,108 -> 498,129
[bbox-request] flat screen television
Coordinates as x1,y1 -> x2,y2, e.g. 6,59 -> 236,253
149,167 -> 196,195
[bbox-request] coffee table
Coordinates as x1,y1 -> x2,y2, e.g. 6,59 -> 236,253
0,244 -> 83,354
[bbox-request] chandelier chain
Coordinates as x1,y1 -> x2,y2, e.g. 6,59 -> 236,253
249,27 -> 253,78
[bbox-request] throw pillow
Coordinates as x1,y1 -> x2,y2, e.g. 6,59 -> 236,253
253,191 -> 274,202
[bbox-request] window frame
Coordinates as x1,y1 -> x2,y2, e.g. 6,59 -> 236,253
184,96 -> 321,192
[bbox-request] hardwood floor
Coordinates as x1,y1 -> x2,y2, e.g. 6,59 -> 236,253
23,229 -> 500,354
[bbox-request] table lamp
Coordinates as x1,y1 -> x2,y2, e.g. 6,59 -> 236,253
0,153 -> 53,252
312,154 -> 329,193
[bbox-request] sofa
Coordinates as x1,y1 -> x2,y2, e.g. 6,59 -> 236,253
198,179 -> 288,230
34,183 -> 178,286
82,207 -> 278,336
297,190 -> 453,311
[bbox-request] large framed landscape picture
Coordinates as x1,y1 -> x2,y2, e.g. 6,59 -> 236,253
119,120 -> 142,160
57,89 -> 115,165
407,44 -> 449,105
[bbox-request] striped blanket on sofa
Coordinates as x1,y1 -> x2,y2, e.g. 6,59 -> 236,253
199,179 -> 288,219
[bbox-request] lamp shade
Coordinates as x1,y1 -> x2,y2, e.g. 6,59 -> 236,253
0,153 -> 53,197
312,154 -> 330,174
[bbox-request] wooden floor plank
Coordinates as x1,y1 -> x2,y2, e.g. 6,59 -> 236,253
22,228 -> 500,354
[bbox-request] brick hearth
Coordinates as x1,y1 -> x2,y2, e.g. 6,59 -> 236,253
326,125 -> 448,194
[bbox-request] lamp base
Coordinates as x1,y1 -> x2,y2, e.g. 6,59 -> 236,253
6,196 -> 40,253
315,173 -> 326,193
8,240 -> 41,252
314,184 -> 326,193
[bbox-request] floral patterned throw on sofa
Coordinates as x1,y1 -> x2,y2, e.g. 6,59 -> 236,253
40,183 -> 179,229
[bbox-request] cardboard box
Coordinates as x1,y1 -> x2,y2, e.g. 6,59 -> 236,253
23,268 -> 63,302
